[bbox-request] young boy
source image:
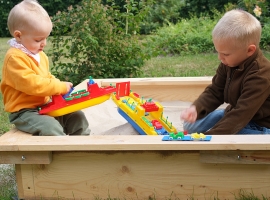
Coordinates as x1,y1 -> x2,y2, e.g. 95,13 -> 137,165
0,0 -> 90,136
180,9 -> 270,135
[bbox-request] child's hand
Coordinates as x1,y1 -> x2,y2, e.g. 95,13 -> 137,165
180,105 -> 197,123
65,82 -> 73,93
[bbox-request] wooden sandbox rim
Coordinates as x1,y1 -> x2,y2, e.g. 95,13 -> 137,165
0,129 -> 270,152
87,76 -> 213,102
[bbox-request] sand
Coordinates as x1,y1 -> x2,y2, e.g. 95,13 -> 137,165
82,99 -> 191,135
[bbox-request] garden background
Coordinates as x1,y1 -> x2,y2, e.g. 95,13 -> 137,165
0,0 -> 270,199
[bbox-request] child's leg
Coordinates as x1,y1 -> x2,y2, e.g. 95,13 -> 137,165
237,121 -> 270,134
9,109 -> 66,136
183,109 -> 225,134
55,110 -> 90,135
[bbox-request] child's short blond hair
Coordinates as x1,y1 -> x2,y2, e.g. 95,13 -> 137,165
212,9 -> 261,48
8,0 -> 51,36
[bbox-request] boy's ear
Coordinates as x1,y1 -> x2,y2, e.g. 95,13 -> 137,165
13,30 -> 22,42
247,44 -> 256,56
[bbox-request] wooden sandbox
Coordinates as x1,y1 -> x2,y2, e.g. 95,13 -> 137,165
0,77 -> 270,200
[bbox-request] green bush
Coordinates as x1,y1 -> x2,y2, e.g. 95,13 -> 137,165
139,0 -> 185,34
0,0 -> 81,37
178,0 -> 238,19
49,0 -> 150,85
261,23 -> 270,51
145,14 -> 218,56
145,7 -> 270,57
102,0 -> 152,35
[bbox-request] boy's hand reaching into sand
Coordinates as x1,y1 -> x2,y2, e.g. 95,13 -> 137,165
180,105 -> 197,123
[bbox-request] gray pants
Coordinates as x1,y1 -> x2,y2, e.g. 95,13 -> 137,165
9,109 -> 91,136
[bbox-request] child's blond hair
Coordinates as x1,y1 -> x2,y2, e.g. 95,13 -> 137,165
8,0 -> 51,36
212,9 -> 261,48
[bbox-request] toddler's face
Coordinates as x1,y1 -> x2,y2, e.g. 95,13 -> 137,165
213,39 -> 252,67
18,21 -> 52,54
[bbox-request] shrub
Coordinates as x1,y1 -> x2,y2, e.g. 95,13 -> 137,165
49,0 -> 150,85
145,7 -> 270,56
261,23 -> 270,51
145,14 -> 218,56
0,0 -> 81,37
178,0 -> 238,19
140,0 -> 185,34
102,0 -> 153,35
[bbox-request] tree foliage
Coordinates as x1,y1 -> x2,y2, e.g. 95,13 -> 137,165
0,0 -> 81,37
140,0 -> 185,34
1,0 -> 269,36
49,0 -> 150,85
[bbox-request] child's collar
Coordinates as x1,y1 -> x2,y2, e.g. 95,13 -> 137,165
8,38 -> 40,64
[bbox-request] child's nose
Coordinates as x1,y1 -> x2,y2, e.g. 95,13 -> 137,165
41,39 -> 47,47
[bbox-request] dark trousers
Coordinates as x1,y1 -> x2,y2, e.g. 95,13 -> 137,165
9,109 -> 90,136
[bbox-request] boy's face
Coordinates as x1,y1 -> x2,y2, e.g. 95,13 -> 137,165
213,39 -> 255,67
14,21 -> 52,54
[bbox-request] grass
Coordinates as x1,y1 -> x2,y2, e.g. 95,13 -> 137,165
0,93 -> 13,135
1,37 -> 270,199
0,38 -> 14,134
234,189 -> 269,200
142,53 -> 219,77
0,38 -> 9,72
0,164 -> 17,200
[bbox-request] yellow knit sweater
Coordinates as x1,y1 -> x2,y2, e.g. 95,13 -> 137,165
0,48 -> 68,113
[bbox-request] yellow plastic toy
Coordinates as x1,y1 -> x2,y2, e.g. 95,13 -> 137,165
38,77 -> 116,117
111,81 -> 177,135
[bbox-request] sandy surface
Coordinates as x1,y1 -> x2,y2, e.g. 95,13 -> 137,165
83,99 -> 192,135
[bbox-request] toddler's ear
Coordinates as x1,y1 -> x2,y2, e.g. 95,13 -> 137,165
13,30 -> 22,42
247,44 -> 256,56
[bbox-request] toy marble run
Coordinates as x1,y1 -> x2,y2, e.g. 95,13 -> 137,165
111,81 -> 212,140
38,77 -> 116,117
111,82 -> 178,135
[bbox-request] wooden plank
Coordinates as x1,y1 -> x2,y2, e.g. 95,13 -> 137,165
15,165 -> 24,198
19,151 -> 270,200
0,151 -> 52,164
18,164 -> 36,199
97,77 -> 212,86
124,84 -> 203,102
83,77 -> 213,88
76,77 -> 212,102
200,150 -> 270,164
0,128 -> 31,151
1,129 -> 270,151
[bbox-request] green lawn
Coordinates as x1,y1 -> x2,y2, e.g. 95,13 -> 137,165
0,38 -> 14,133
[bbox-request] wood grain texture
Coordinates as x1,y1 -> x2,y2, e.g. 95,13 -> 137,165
0,151 -> 52,164
1,129 -> 270,151
18,151 -> 270,200
15,164 -> 36,198
76,77 -> 212,102
15,165 -> 24,198
200,150 -> 270,164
